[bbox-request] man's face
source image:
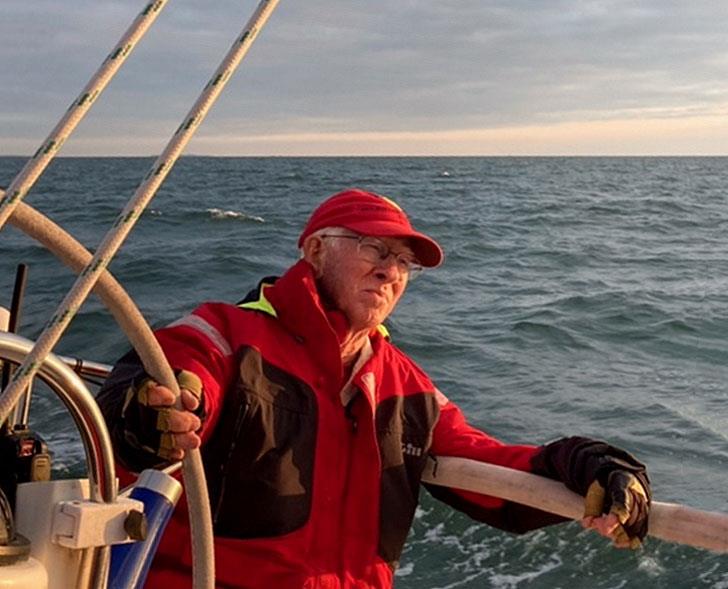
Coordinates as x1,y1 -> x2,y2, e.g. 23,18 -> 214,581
312,234 -> 412,333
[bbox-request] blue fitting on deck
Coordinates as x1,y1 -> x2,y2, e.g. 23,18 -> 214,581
108,469 -> 182,589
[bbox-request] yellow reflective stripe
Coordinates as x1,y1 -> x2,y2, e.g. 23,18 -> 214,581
238,283 -> 278,317
376,324 -> 390,339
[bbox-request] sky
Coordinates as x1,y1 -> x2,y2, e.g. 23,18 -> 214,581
2,0 -> 728,156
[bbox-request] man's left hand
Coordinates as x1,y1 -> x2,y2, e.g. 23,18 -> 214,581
581,470 -> 649,548
531,436 -> 651,549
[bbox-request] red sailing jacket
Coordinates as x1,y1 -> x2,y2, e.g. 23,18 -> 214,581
109,260 -> 564,588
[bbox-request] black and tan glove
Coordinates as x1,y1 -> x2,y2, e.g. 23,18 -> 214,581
120,369 -> 204,460
583,469 -> 649,547
531,436 -> 651,547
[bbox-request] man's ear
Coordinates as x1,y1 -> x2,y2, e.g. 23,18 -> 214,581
302,235 -> 326,276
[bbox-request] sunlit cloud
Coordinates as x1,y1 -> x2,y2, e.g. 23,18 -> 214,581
185,111 -> 728,156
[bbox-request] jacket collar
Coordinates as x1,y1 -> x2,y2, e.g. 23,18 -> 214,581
240,260 -> 390,340
241,260 -> 391,392
267,260 -> 349,387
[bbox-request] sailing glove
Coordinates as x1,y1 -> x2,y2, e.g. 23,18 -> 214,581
120,369 -> 205,461
531,436 -> 651,547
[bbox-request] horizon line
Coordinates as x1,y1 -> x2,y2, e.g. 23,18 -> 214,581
2,153 -> 728,159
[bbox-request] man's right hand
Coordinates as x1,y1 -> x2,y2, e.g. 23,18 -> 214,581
143,382 -> 203,461
120,370 -> 204,461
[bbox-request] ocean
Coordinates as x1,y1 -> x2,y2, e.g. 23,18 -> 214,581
1,155 -> 728,588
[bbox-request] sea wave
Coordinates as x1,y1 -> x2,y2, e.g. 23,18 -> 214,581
206,207 -> 265,222
4,156 -> 728,588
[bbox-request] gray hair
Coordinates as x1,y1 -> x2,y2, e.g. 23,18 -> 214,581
299,226 -> 353,257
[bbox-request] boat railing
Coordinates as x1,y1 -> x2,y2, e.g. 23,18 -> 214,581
0,332 -> 115,505
0,331 -> 116,587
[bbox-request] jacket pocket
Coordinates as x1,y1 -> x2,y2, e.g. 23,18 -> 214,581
205,347 -> 318,539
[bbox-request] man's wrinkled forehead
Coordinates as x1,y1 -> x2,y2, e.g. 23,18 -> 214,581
337,229 -> 416,256
371,235 -> 416,256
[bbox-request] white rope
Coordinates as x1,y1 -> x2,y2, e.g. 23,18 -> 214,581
0,0 -> 281,411
6,196 -> 172,385
0,2 -> 281,587
0,0 -> 169,232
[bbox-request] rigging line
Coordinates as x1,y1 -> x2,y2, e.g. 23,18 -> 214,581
0,0 -> 281,416
0,0 -> 169,232
0,2 -> 281,588
3,193 -> 174,389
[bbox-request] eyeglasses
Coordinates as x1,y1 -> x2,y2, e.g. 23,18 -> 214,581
320,234 -> 424,279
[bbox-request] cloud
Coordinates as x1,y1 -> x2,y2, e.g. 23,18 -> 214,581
1,0 -> 727,155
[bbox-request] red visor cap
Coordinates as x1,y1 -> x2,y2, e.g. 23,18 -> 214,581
298,189 -> 444,268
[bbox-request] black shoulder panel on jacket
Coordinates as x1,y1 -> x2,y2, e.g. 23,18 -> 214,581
375,392 -> 439,568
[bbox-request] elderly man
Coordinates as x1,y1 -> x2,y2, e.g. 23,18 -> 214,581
97,188 -> 650,588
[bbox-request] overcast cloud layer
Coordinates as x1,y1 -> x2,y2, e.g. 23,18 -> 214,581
2,0 -> 728,155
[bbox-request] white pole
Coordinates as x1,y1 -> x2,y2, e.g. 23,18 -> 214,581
423,455 -> 728,553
